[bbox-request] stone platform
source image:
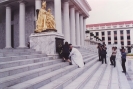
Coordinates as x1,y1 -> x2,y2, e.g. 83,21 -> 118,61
29,32 -> 64,58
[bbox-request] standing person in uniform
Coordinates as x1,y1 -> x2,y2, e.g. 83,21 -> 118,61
97,43 -> 102,61
101,44 -> 107,64
121,49 -> 127,74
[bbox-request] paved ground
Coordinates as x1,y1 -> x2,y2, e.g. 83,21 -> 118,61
126,58 -> 133,89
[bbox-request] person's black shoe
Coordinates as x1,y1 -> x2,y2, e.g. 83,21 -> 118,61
69,62 -> 72,65
122,71 -> 126,73
125,72 -> 127,75
84,62 -> 85,65
110,64 -> 113,65
62,60 -> 66,62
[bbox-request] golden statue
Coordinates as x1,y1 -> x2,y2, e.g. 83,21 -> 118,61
46,9 -> 56,29
35,1 -> 47,33
35,1 -> 57,33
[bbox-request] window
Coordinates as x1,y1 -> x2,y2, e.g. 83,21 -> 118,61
114,31 -> 117,34
108,37 -> 111,40
127,30 -> 130,34
121,42 -> 124,45
120,30 -> 123,34
108,31 -> 111,35
114,42 -> 117,44
102,32 -> 104,35
96,32 -> 99,36
121,36 -> 124,40
128,41 -> 131,45
108,42 -> 111,44
102,37 -> 105,41
127,36 -> 130,39
114,37 -> 117,40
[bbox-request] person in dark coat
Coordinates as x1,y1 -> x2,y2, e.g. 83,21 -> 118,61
101,44 -> 107,64
97,43 -> 102,61
62,42 -> 71,62
121,48 -> 127,74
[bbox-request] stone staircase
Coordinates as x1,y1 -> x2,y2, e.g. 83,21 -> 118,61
0,48 -> 131,89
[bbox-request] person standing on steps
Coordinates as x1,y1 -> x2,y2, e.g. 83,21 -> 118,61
112,47 -> 117,67
110,47 -> 114,65
97,43 -> 102,61
69,44 -> 85,68
101,44 -> 107,64
121,48 -> 127,74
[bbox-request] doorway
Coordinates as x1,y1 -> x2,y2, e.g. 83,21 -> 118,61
11,25 -> 14,48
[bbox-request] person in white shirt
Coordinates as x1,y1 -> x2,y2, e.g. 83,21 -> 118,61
69,44 -> 85,68
110,47 -> 117,67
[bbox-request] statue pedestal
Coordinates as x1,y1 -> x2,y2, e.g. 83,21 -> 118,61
29,32 -> 64,59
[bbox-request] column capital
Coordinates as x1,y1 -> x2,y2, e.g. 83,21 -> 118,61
18,0 -> 27,4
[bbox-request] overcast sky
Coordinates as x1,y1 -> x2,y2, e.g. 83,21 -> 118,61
86,0 -> 133,24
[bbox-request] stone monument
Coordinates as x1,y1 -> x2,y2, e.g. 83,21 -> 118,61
30,1 -> 64,58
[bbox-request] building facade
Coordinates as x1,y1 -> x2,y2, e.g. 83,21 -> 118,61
86,21 -> 133,47
0,0 -> 91,49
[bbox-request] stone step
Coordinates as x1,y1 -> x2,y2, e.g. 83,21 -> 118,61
0,54 -> 46,62
83,64 -> 106,89
0,59 -> 62,78
0,51 -> 42,57
37,57 -> 98,89
0,57 -> 52,69
7,57 -> 98,89
64,61 -> 101,89
0,62 -> 69,89
96,64 -> 113,89
0,53 -> 94,69
7,65 -> 78,89
0,54 -> 96,78
116,60 -> 131,89
1,55 -> 97,89
110,68 -> 119,89
0,49 -> 35,52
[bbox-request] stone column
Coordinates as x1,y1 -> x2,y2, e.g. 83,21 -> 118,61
63,1 -> 70,43
79,15 -> 84,46
99,31 -> 102,40
70,7 -> 76,46
124,30 -> 127,46
18,1 -> 26,48
111,30 -> 114,44
75,11 -> 80,46
35,0 -> 41,10
83,18 -> 86,46
105,31 -> 108,45
54,0 -> 62,34
5,6 -> 12,48
117,30 -> 121,46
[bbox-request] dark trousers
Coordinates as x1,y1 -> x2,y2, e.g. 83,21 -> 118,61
110,56 -> 113,65
101,54 -> 106,64
112,56 -> 116,67
122,59 -> 126,72
98,53 -> 101,61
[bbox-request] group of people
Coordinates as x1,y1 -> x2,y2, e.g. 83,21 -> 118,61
97,43 -> 127,74
97,43 -> 107,64
61,42 -> 85,68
